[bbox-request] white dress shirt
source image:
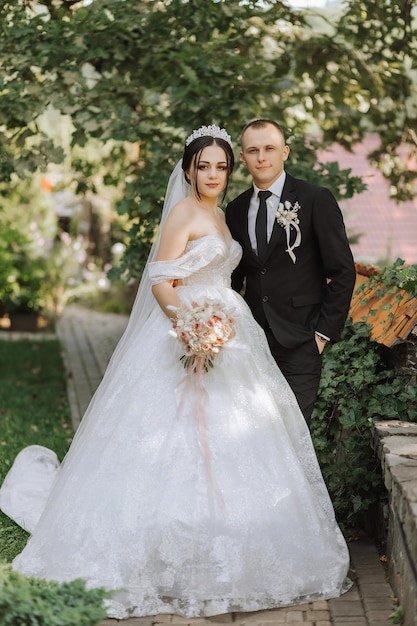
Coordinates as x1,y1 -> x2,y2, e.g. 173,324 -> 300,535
248,170 -> 286,253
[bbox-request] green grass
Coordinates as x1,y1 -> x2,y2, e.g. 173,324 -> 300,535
0,339 -> 72,562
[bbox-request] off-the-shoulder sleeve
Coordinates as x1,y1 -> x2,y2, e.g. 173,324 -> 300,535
148,243 -> 222,285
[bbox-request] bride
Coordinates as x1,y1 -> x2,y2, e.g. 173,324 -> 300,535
0,124 -> 351,619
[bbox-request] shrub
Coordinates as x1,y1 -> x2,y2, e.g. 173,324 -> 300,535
0,562 -> 112,626
312,260 -> 417,532
0,224 -> 47,316
312,317 -> 417,532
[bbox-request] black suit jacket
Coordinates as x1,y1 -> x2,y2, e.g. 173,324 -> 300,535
225,173 -> 356,349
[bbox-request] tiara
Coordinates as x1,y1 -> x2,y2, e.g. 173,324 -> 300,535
185,124 -> 232,147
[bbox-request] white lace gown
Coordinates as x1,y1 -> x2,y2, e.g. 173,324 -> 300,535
0,236 -> 351,619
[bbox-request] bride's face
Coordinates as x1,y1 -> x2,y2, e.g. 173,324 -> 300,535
188,145 -> 229,200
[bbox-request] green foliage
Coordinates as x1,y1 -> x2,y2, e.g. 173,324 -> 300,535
0,178 -> 56,315
312,320 -> 384,529
0,176 -> 91,318
354,259 -> 417,343
312,269 -> 417,530
0,0 -> 369,280
0,227 -> 19,311
1,0 -> 415,277
0,339 -> 72,561
389,605 -> 404,624
0,562 -> 111,626
0,224 -> 47,314
357,258 -> 417,299
295,0 -> 417,201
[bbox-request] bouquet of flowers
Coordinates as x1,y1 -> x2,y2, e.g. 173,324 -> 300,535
168,298 -> 235,372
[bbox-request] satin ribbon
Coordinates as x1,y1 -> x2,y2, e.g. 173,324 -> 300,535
176,356 -> 225,514
284,221 -> 301,264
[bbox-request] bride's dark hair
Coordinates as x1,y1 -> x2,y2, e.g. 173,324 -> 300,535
182,136 -> 234,202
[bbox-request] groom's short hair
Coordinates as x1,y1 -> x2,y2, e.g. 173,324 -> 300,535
241,119 -> 286,145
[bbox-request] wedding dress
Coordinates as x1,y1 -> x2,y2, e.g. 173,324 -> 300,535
0,234 -> 351,619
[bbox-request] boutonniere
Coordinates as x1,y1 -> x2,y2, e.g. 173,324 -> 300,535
275,200 -> 302,263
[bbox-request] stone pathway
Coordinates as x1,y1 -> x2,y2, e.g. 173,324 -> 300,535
54,306 -> 397,626
56,304 -> 129,430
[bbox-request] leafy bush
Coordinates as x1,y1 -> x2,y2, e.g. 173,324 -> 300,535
366,259 -> 417,298
0,176 -> 60,316
0,214 -> 93,324
0,562 -> 112,626
0,214 -> 48,316
0,230 -> 17,316
312,314 -> 417,531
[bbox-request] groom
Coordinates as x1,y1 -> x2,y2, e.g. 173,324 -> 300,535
226,119 -> 356,425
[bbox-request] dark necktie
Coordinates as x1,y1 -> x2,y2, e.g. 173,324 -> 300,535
255,190 -> 272,262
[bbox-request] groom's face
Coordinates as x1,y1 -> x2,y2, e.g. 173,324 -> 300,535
240,124 -> 290,190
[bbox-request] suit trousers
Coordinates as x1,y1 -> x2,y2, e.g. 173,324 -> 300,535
264,326 -> 323,427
